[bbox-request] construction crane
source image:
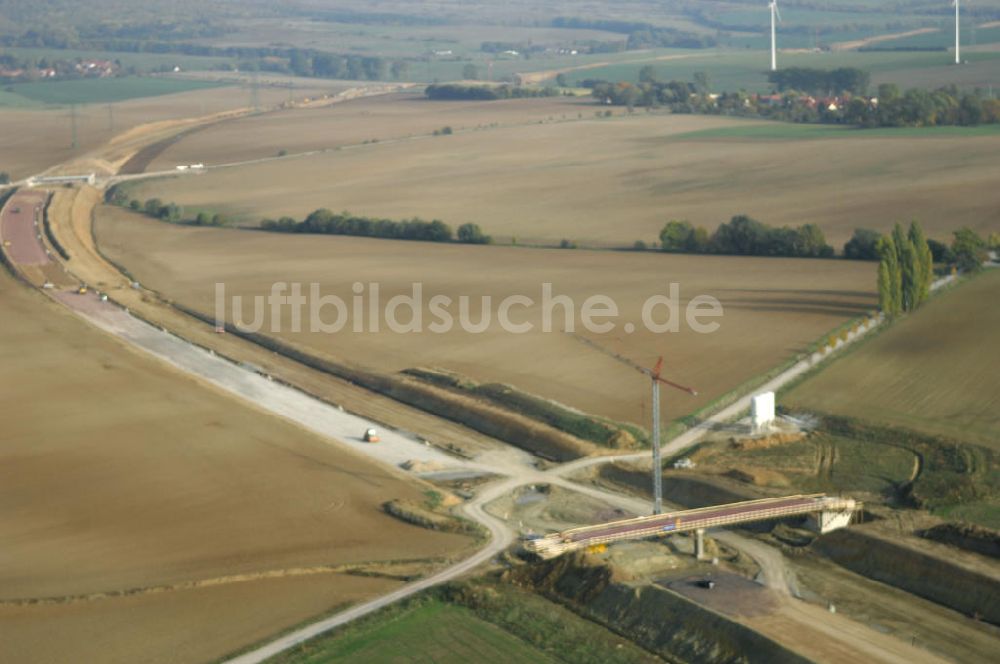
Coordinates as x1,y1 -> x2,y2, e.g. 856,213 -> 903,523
569,334 -> 697,514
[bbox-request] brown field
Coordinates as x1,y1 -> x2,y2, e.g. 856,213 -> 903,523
0,79 -> 347,180
130,99 -> 1000,247
785,270 -> 1000,450
0,269 -> 470,661
95,206 -> 877,428
144,92 -> 603,170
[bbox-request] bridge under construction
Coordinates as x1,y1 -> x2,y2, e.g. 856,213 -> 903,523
524,494 -> 858,559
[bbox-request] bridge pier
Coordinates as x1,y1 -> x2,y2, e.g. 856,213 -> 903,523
695,528 -> 705,560
808,507 -> 855,534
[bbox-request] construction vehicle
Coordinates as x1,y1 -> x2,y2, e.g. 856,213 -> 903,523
77,286 -> 88,294
363,428 -> 380,443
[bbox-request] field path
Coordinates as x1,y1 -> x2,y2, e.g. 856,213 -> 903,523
516,52 -> 708,85
830,28 -> 940,52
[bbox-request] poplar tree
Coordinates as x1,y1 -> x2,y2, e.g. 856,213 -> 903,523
876,234 -> 902,316
877,258 -> 893,315
908,221 -> 933,306
891,223 -> 913,311
900,233 -> 919,312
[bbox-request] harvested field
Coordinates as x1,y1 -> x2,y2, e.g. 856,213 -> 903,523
144,92 -> 600,171
0,79 -> 347,180
95,207 -> 877,428
0,270 -> 470,661
785,271 -> 1000,450
128,103 -> 1000,247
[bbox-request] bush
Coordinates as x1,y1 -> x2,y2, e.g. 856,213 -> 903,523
559,238 -> 577,249
633,240 -> 647,251
143,198 -> 163,216
660,220 -> 707,253
457,223 -> 491,244
952,228 -> 987,272
843,228 -> 881,260
927,238 -> 953,264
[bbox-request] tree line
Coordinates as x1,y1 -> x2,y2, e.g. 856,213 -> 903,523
845,225 -> 994,272
112,194 -> 227,227
659,215 -> 834,258
0,29 -> 411,81
425,84 -> 561,101
108,188 -> 494,244
767,67 -> 870,96
587,71 -> 1000,128
549,17 -> 717,49
261,210 -> 492,245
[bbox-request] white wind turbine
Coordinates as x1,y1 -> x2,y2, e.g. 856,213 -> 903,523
769,0 -> 782,71
953,0 -> 961,65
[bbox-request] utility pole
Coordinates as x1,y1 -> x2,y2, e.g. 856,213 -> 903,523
70,103 -> 78,149
107,103 -> 114,132
250,70 -> 260,112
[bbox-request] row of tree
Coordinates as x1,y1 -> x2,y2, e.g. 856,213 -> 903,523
261,209 -> 493,245
850,84 -> 1000,128
425,83 -> 561,101
118,195 -> 227,226
0,29 -> 411,82
549,17 -> 717,49
845,225 -> 993,271
109,188 -> 494,243
767,67 -> 870,96
660,215 -> 834,258
587,73 -> 1000,128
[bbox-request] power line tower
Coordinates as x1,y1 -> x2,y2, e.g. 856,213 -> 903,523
250,70 -> 261,112
70,103 -> 78,149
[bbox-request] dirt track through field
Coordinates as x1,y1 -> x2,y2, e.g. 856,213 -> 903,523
830,28 -> 940,52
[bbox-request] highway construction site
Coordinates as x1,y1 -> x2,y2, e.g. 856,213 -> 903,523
2,84 -> 998,664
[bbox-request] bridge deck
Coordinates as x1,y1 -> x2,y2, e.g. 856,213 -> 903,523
526,494 -> 856,558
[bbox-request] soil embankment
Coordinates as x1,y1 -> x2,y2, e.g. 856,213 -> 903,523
814,527 -> 1000,624
514,553 -> 810,664
920,522 -> 1000,560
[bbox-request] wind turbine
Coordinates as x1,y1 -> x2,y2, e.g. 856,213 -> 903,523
953,0 -> 961,65
769,0 -> 782,71
568,331 -> 698,515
